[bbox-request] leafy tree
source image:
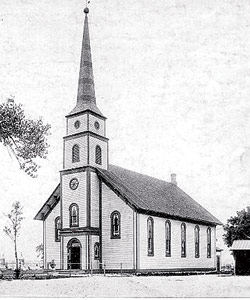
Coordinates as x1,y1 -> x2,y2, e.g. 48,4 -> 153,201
223,206 -> 250,247
3,201 -> 24,271
36,243 -> 44,260
0,101 -> 50,178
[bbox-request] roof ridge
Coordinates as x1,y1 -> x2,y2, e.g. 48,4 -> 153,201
108,164 -> 221,225
109,164 -> 172,185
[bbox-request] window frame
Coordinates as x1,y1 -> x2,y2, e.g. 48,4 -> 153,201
194,225 -> 200,258
72,144 -> 80,163
94,242 -> 100,260
55,216 -> 61,242
181,223 -> 186,258
95,145 -> 102,165
165,220 -> 171,257
69,203 -> 79,228
110,211 -> 121,239
207,227 -> 212,258
147,217 -> 154,256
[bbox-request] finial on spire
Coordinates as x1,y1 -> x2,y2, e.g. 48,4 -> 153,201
84,0 -> 90,13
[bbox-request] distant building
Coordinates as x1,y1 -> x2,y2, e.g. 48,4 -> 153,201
231,240 -> 250,275
34,7 -> 221,273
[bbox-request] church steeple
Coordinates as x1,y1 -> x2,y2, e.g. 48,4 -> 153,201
67,7 -> 103,117
64,5 -> 108,171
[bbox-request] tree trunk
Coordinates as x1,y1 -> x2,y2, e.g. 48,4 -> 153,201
14,237 -> 18,270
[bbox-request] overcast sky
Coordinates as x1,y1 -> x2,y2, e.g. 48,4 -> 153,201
1,0 -> 250,264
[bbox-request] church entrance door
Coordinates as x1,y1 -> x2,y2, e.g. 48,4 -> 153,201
67,238 -> 81,270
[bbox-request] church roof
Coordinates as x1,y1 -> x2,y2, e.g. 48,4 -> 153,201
67,8 -> 103,118
34,184 -> 60,221
35,165 -> 221,225
97,165 -> 221,226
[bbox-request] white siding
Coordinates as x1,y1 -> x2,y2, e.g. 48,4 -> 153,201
90,235 -> 100,270
102,183 -> 134,270
61,172 -> 87,228
90,172 -> 99,227
138,214 -> 216,270
89,136 -> 108,169
67,114 -> 88,136
67,113 -> 105,137
89,114 -> 105,136
44,201 -> 60,269
64,136 -> 88,169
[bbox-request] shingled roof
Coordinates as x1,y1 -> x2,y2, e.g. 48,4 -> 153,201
97,165 -> 221,226
35,165 -> 221,225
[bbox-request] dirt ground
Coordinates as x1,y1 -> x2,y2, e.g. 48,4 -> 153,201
0,274 -> 249,297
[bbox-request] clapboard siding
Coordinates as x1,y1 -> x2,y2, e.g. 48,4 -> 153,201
63,235 -> 87,270
89,136 -> 108,169
89,114 -> 105,136
64,136 -> 88,169
102,183 -> 134,269
90,172 -> 99,227
44,201 -> 60,269
61,172 -> 87,228
67,114 -> 88,136
90,235 -> 100,270
138,214 -> 216,270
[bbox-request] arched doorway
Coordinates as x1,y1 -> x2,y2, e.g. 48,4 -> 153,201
67,238 -> 81,270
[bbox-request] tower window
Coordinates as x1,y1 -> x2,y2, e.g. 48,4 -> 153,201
69,203 -> 79,227
94,121 -> 100,130
95,145 -> 102,165
55,216 -> 61,242
165,220 -> 171,257
195,225 -> 200,258
72,144 -> 80,163
94,242 -> 100,260
147,217 -> 154,256
110,211 -> 121,238
74,120 -> 80,129
181,223 -> 186,257
207,227 -> 212,258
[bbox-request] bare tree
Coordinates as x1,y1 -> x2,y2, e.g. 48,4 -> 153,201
3,201 -> 24,271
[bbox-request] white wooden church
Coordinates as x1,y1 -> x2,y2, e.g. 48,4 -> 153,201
35,7 -> 221,273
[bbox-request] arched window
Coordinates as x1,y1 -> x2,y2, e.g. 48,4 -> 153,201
69,203 -> 79,227
55,216 -> 61,242
94,242 -> 100,260
110,211 -> 121,238
95,145 -> 102,165
207,227 -> 211,258
72,144 -> 80,163
165,220 -> 171,257
194,225 -> 200,258
181,223 -> 186,257
147,217 -> 154,256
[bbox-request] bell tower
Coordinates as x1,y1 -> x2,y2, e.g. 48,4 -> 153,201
60,6 -> 107,270
63,7 -> 108,171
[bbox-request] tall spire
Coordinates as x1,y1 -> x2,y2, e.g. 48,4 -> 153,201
67,7 -> 103,117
